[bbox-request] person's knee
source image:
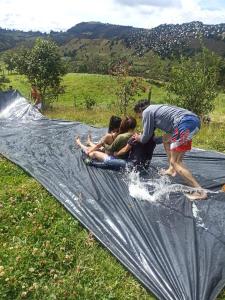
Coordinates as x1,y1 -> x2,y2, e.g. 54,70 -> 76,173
103,133 -> 113,144
89,152 -> 95,159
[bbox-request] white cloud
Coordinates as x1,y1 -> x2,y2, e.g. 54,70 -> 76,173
0,0 -> 224,32
114,0 -> 181,8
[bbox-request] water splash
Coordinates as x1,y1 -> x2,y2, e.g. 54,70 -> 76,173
128,169 -> 171,202
126,168 -> 219,229
192,202 -> 208,230
127,168 -> 218,203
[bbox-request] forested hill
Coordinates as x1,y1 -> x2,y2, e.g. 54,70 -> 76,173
1,21 -> 225,57
0,28 -> 47,51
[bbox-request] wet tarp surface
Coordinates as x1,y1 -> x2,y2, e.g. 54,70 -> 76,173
1,90 -> 225,300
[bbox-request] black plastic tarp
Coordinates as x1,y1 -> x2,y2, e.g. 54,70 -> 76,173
1,90 -> 225,300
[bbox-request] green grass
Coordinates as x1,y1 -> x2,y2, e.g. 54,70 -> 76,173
0,155 -> 156,300
1,72 -> 225,299
211,93 -> 225,123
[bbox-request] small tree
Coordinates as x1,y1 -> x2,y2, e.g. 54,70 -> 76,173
110,59 -> 147,115
15,38 -> 66,110
2,51 -> 18,74
167,47 -> 220,116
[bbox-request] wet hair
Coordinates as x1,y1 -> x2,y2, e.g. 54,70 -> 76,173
108,116 -> 122,133
134,99 -> 150,113
119,116 -> 137,134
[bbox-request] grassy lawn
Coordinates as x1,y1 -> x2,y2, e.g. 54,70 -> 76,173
1,72 -> 225,299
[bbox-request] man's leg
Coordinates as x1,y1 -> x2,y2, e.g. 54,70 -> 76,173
171,151 -> 200,187
171,151 -> 207,200
162,134 -> 176,176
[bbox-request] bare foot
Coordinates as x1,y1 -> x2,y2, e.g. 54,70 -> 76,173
86,134 -> 92,146
75,136 -> 81,146
159,168 -> 177,177
185,190 -> 207,201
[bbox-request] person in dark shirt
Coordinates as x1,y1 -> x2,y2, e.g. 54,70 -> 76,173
114,135 -> 157,169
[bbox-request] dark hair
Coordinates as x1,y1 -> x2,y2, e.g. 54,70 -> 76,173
134,99 -> 150,113
108,116 -> 122,133
119,116 -> 137,134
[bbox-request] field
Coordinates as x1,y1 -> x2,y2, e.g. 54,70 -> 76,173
0,72 -> 225,299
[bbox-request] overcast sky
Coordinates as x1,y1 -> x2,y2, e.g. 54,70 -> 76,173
0,0 -> 225,32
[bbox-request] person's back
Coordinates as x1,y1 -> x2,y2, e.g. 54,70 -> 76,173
143,104 -> 196,135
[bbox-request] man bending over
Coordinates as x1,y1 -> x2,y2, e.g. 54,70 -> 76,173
133,99 -> 207,200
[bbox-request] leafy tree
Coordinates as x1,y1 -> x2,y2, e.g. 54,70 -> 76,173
110,60 -> 145,115
134,50 -> 167,80
217,57 -> 225,88
0,75 -> 10,91
2,51 -> 17,74
167,47 -> 220,116
110,59 -> 148,115
15,38 -> 66,109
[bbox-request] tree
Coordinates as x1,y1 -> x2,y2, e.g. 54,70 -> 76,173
167,47 -> 220,116
2,51 -> 17,74
217,57 -> 225,88
110,59 -> 148,115
15,38 -> 66,109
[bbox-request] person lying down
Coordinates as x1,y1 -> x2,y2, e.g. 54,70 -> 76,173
75,115 -> 158,170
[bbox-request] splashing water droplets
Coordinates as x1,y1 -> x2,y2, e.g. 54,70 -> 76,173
126,168 -> 218,204
127,169 -> 172,202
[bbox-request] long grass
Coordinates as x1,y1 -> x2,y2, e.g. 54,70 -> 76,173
1,72 -> 225,299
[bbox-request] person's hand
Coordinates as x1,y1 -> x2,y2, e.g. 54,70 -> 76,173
113,151 -> 118,157
133,133 -> 141,142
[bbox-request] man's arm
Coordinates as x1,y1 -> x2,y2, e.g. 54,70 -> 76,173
139,110 -> 154,143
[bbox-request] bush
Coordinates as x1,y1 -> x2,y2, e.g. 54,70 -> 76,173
167,47 -> 220,116
83,96 -> 96,110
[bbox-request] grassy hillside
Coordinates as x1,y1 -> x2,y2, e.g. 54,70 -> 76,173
1,72 -> 225,299
7,72 -> 225,152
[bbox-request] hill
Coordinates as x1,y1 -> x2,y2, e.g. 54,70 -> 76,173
0,28 -> 47,51
1,21 -> 225,58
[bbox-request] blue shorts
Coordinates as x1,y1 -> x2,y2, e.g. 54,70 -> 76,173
170,115 -> 200,152
104,156 -> 127,169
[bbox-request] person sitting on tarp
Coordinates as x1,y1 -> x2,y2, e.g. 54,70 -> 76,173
133,99 -> 207,200
113,135 -> 157,169
76,116 -> 159,170
85,115 -> 122,154
76,116 -> 137,169
31,84 -> 42,111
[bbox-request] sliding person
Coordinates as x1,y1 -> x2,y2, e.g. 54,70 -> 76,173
31,84 -> 42,111
133,99 -> 207,200
76,116 -> 137,169
84,115 -> 122,154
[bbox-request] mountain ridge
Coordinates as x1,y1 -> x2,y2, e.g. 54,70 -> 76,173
1,21 -> 225,58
